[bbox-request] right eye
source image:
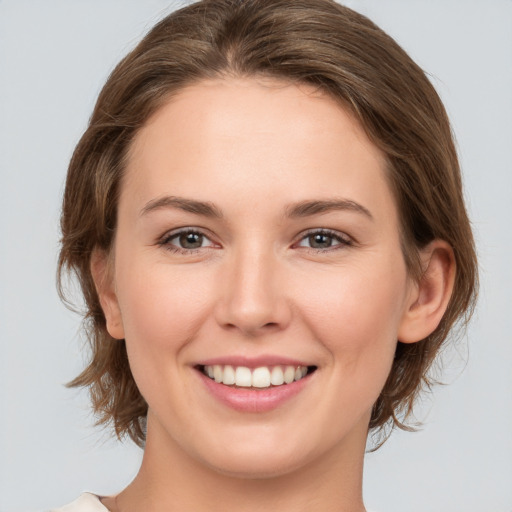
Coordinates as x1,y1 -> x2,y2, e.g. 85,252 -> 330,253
159,229 -> 217,253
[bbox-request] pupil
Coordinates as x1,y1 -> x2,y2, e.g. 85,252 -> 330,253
179,232 -> 202,249
310,233 -> 331,248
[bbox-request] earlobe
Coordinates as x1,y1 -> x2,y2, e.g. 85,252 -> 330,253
90,248 -> 125,340
398,240 -> 456,344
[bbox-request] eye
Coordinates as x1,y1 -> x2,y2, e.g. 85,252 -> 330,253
296,229 -> 352,250
159,229 -> 217,253
175,232 -> 207,249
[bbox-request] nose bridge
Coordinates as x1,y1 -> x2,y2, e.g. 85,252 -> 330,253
216,237 -> 289,335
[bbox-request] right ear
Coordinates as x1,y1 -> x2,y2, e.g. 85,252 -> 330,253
90,248 -> 125,340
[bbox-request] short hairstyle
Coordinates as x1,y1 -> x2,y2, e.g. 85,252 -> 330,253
58,0 -> 478,447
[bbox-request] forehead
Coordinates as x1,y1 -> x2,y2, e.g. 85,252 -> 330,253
122,77 -> 395,224
129,77 -> 379,163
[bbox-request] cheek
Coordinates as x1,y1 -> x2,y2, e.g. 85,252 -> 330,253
295,266 -> 409,428
298,259 -> 408,374
112,256 -> 218,414
114,256 -> 214,358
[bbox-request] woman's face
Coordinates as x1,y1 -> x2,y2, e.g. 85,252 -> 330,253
103,77 -> 418,477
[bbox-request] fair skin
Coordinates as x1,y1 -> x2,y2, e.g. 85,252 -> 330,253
93,77 -> 455,512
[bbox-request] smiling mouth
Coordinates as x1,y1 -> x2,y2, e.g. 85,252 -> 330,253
197,364 -> 317,389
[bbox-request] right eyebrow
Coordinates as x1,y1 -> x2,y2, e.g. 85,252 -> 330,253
139,196 -> 224,219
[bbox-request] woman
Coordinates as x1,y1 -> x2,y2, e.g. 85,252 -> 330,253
54,0 -> 477,510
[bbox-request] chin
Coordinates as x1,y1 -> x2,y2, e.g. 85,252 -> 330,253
200,449 -> 312,480
187,423 -> 344,481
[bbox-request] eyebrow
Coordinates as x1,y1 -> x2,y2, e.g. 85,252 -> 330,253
285,199 -> 373,220
140,196 -> 223,218
140,195 -> 373,221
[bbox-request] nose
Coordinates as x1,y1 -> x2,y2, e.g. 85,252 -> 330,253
214,244 -> 292,337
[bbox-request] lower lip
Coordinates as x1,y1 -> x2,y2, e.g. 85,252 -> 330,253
196,369 -> 311,413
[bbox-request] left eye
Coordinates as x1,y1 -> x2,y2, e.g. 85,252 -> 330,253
296,231 -> 349,250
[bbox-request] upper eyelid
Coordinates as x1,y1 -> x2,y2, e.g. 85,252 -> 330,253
160,226 -> 215,242
295,228 -> 352,243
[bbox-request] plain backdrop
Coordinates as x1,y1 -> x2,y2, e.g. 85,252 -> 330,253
1,1 -> 511,511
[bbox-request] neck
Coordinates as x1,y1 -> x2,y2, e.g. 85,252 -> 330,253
109,412 -> 368,512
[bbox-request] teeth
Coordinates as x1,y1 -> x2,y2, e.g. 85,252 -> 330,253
283,366 -> 295,384
252,367 -> 271,388
202,364 -> 311,388
270,366 -> 284,385
213,365 -> 223,383
235,366 -> 252,387
222,365 -> 235,385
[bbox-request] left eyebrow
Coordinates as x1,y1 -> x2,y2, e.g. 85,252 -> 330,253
284,199 -> 374,221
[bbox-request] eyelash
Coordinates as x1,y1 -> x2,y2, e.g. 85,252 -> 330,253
157,228 -> 353,255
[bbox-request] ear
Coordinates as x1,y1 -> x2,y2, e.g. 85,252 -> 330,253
398,240 -> 456,344
90,248 -> 125,340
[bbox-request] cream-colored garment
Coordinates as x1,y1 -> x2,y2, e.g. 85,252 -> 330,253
50,493 -> 108,512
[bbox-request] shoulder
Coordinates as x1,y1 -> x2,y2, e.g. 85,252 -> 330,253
50,493 -> 109,512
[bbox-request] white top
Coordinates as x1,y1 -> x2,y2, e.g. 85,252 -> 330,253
50,493 -> 108,512
51,492 -> 377,511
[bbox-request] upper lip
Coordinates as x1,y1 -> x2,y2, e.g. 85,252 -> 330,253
195,355 -> 313,368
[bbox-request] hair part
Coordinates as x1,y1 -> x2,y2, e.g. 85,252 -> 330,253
58,0 -> 478,447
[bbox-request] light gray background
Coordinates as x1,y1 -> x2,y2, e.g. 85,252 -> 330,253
1,1 -> 511,511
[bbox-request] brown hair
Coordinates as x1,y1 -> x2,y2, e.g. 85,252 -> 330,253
58,0 -> 478,447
